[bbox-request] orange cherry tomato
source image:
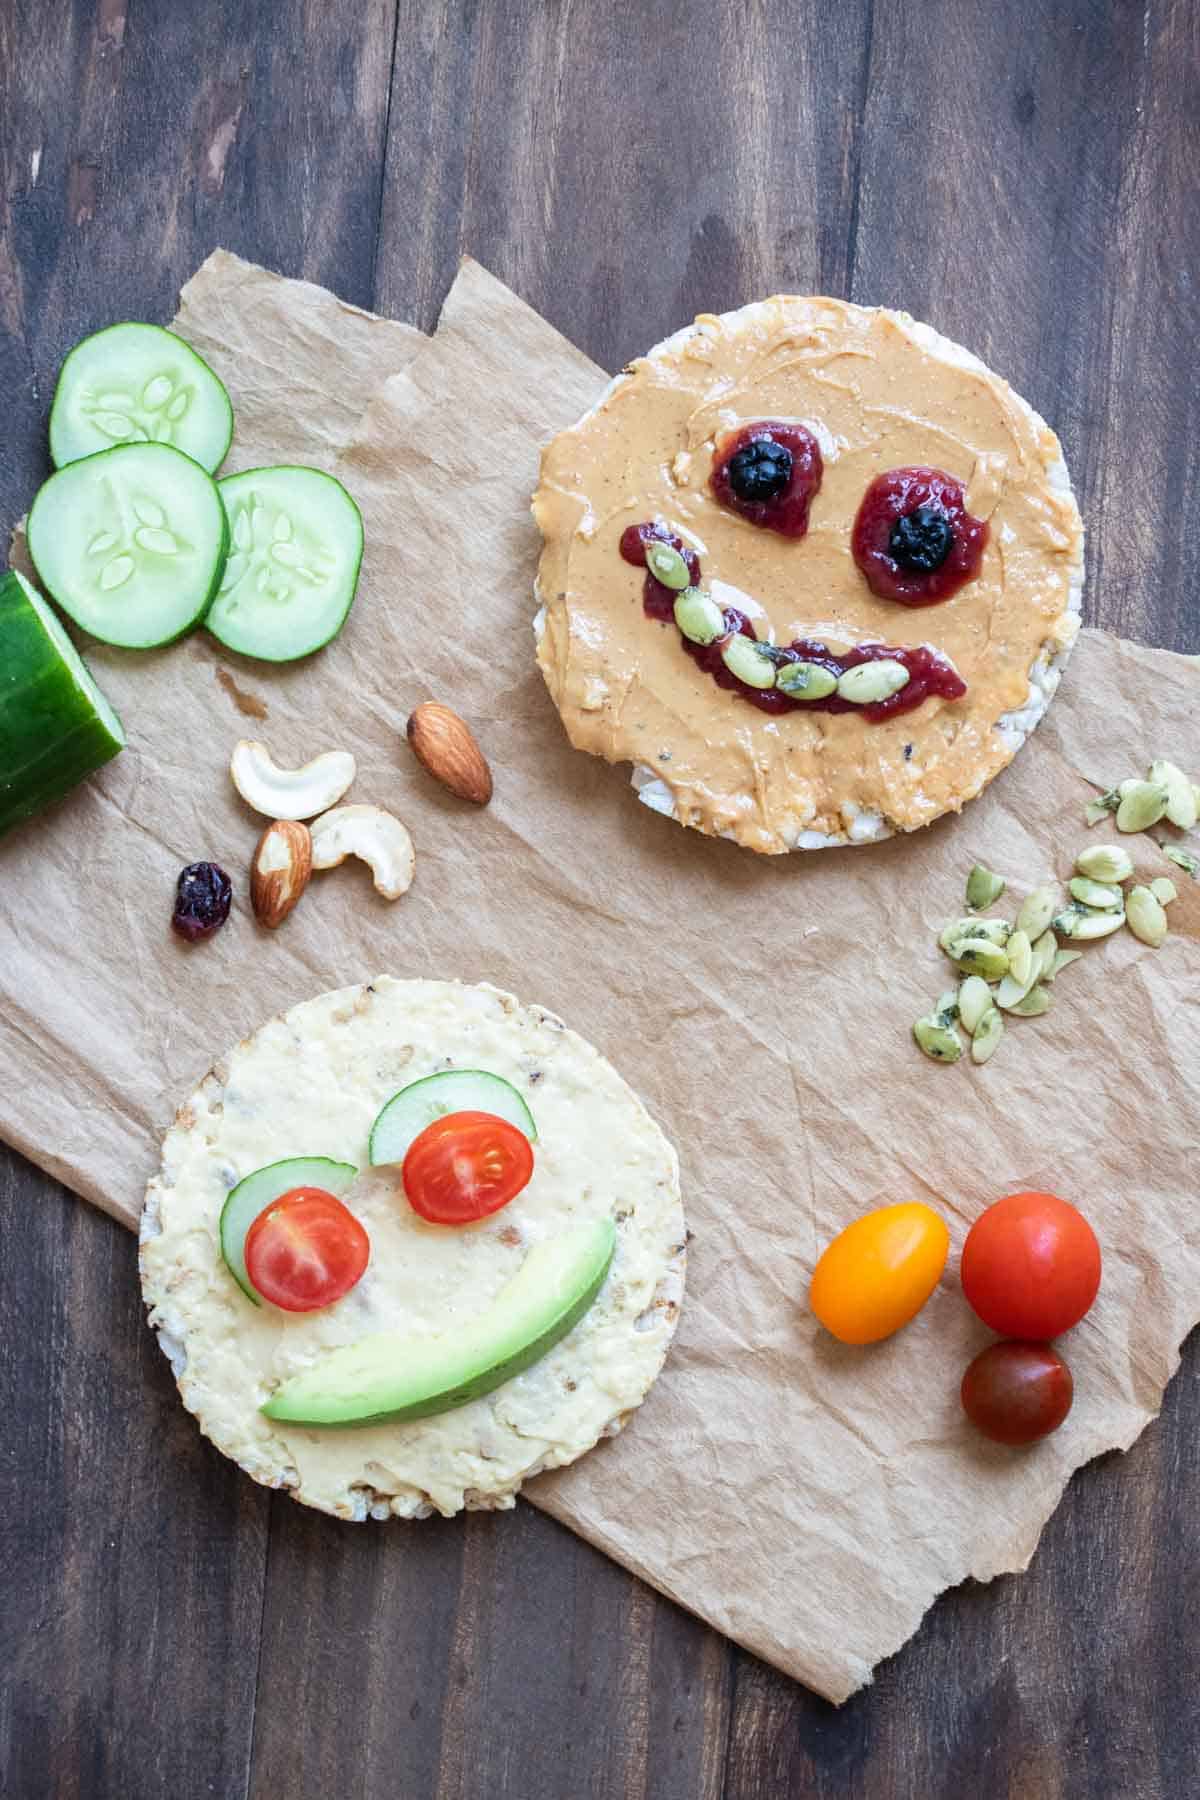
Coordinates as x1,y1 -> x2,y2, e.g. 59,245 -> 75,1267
961,1340 -> 1074,1445
960,1191 -> 1100,1339
810,1202 -> 950,1344
244,1186 -> 370,1313
402,1110 -> 534,1224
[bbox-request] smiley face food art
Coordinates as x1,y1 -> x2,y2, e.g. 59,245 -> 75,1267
139,978 -> 685,1520
533,297 -> 1084,854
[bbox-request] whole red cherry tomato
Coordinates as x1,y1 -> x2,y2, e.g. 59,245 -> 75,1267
961,1341 -> 1074,1445
960,1191 -> 1100,1339
402,1110 -> 534,1224
244,1187 -> 370,1312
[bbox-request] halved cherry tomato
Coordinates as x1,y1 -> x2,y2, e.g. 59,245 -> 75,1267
810,1202 -> 950,1344
961,1191 -> 1100,1339
961,1340 -> 1074,1445
402,1110 -> 534,1224
243,1186 -> 370,1313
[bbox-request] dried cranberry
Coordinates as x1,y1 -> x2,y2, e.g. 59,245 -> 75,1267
852,468 -> 987,604
710,422 -> 823,536
172,862 -> 232,942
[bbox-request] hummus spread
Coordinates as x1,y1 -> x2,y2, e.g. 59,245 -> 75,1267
533,297 -> 1084,854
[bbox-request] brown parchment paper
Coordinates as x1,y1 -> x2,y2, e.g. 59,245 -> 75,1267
3,254 -> 1199,1702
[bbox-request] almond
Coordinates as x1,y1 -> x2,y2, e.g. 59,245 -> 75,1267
250,819 -> 312,928
406,703 -> 493,806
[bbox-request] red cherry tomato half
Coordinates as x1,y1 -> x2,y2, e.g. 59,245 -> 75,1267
961,1341 -> 1074,1445
244,1186 -> 370,1313
402,1110 -> 534,1224
960,1191 -> 1101,1340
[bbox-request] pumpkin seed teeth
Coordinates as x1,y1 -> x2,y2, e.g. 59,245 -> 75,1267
970,1007 -> 1004,1064
913,1016 -> 964,1062
1125,884 -> 1168,947
1115,780 -> 1169,834
965,864 -> 1006,910
1075,844 -> 1134,884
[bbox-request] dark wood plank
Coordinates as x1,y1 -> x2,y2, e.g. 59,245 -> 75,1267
4,0 -> 1200,1797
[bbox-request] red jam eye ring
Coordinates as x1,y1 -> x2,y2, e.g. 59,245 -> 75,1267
851,466 -> 988,604
709,421 -> 823,537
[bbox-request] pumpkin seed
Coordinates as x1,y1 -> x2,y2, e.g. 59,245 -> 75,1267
1052,905 -> 1126,940
1069,875 -> 1124,910
1008,985 -> 1052,1017
673,588 -> 726,646
1006,928 -> 1033,986
1148,759 -> 1198,831
1044,947 -> 1082,982
775,660 -> 839,700
1126,884 -> 1168,947
939,916 -> 1011,954
1150,877 -> 1178,905
953,940 -> 1010,980
913,1016 -> 963,1062
645,541 -> 692,590
1075,843 -> 1134,884
1033,930 -> 1059,980
996,965 -> 1039,1010
837,659 -> 911,704
957,976 -> 992,1035
1116,780 -> 1168,834
1015,884 -> 1058,940
720,633 -> 778,689
970,1006 -> 1004,1063
1163,845 -> 1198,878
965,864 -> 1006,910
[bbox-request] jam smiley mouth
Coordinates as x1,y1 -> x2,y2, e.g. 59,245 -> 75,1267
620,522 -> 967,722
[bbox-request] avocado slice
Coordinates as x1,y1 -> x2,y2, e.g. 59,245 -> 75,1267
260,1216 -> 616,1427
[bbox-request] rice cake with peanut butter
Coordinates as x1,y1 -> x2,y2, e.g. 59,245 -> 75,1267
140,977 -> 685,1521
533,296 -> 1084,854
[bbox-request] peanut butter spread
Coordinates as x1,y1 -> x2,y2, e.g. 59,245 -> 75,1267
533,297 -> 1084,854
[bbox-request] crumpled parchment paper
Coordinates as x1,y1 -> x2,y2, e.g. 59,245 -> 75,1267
3,251 -> 1198,1701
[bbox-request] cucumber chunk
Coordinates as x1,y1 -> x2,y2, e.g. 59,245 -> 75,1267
369,1071 -> 538,1168
28,442 -> 229,649
207,466 -> 364,662
50,322 -> 234,473
219,1156 -> 358,1304
0,570 -> 126,840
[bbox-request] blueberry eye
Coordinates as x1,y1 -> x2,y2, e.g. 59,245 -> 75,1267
727,439 -> 793,503
887,506 -> 954,574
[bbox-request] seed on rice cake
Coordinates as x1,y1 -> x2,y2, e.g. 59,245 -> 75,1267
533,296 -> 1084,854
140,977 -> 685,1520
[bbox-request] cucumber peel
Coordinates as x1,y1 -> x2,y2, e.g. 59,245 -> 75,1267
49,321 -> 233,473
207,466 -> 363,662
369,1071 -> 538,1168
0,570 -> 125,841
28,442 -> 229,649
219,1156 -> 358,1304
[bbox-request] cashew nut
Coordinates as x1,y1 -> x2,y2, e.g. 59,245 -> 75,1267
230,739 -> 357,821
309,804 -> 415,900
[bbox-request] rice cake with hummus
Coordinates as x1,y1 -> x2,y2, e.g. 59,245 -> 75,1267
139,976 -> 685,1520
533,296 -> 1084,854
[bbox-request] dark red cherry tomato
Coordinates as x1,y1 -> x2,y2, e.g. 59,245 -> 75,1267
961,1340 -> 1074,1445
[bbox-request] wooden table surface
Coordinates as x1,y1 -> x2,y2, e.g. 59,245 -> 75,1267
3,4 -> 1198,1796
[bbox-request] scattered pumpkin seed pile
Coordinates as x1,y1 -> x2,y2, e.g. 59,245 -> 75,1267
914,756 -> 1197,1070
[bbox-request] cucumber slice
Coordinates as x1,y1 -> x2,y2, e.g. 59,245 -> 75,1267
369,1071 -> 539,1168
219,1156 -> 358,1304
207,466 -> 364,662
0,570 -> 126,840
28,442 -> 229,649
50,322 -> 234,473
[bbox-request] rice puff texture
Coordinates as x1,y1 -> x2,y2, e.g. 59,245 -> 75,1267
533,295 -> 1084,854
140,977 -> 685,1520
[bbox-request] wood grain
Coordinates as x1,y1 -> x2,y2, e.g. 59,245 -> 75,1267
2,0 -> 1199,1796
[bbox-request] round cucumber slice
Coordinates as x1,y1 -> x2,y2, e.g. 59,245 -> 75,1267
207,466 -> 364,662
49,322 -> 234,473
28,442 -> 230,649
219,1156 -> 358,1305
0,569 -> 125,840
369,1071 -> 538,1168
